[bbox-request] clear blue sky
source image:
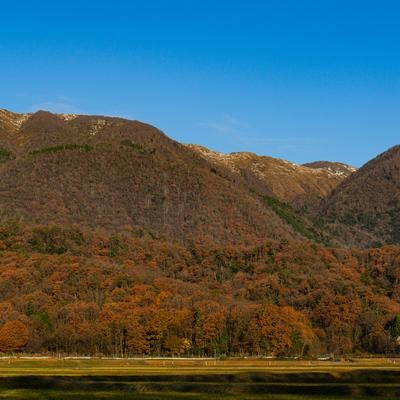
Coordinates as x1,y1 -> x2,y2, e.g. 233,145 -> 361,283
1,1 -> 399,166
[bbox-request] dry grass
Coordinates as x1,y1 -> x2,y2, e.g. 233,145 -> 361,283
0,357 -> 398,376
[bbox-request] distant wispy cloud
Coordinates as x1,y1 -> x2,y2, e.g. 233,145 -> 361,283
199,114 -> 252,145
252,136 -> 318,145
199,114 -> 319,154
28,97 -> 83,114
200,115 -> 250,134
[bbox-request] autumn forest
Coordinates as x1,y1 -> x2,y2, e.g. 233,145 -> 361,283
0,110 -> 399,358
0,222 -> 400,357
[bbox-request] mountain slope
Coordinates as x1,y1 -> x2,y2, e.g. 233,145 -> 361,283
0,109 -> 306,244
186,145 -> 352,209
320,145 -> 400,246
303,161 -> 356,178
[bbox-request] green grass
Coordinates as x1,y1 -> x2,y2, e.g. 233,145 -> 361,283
29,144 -> 92,156
120,140 -> 146,153
0,390 -> 397,400
0,359 -> 399,399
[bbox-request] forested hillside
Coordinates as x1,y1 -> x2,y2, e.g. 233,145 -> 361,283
0,223 -> 399,356
0,109 -> 399,357
0,109 -> 319,245
320,145 -> 400,247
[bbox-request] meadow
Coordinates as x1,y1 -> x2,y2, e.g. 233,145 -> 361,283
0,358 -> 399,399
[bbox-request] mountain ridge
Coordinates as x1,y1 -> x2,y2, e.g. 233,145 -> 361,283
0,109 -> 308,244
3,108 -> 400,249
0,108 -> 400,357
186,144 -> 355,209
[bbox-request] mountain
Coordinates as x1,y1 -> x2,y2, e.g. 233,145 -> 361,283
302,161 -> 356,178
1,108 -> 400,358
0,109 -> 312,245
186,145 -> 352,209
320,145 -> 400,246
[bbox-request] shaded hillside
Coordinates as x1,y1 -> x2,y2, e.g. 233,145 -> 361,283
320,145 -> 400,246
186,145 -> 349,209
0,110 -> 305,244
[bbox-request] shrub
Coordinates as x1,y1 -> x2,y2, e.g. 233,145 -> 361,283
0,147 -> 15,162
29,225 -> 85,254
29,144 -> 92,156
120,139 -> 145,153
108,234 -> 128,257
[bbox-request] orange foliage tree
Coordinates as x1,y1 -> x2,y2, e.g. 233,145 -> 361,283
258,304 -> 314,356
0,320 -> 29,353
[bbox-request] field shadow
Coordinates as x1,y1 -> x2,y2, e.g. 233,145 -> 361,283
0,370 -> 399,397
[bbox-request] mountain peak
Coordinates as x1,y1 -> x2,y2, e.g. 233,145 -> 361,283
303,161 -> 357,178
0,109 -> 31,132
0,109 -> 306,244
187,143 -> 348,208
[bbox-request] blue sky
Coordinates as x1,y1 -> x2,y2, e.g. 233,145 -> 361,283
1,1 -> 400,166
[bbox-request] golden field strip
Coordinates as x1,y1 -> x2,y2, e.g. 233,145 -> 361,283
0,358 -> 399,399
0,357 -> 398,374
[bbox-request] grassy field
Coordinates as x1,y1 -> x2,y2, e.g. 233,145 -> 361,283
0,358 -> 399,399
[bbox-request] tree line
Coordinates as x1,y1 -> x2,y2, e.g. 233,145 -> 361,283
0,222 -> 399,356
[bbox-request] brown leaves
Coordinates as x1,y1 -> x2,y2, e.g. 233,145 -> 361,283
0,320 -> 29,352
258,304 -> 314,356
0,227 -> 398,355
